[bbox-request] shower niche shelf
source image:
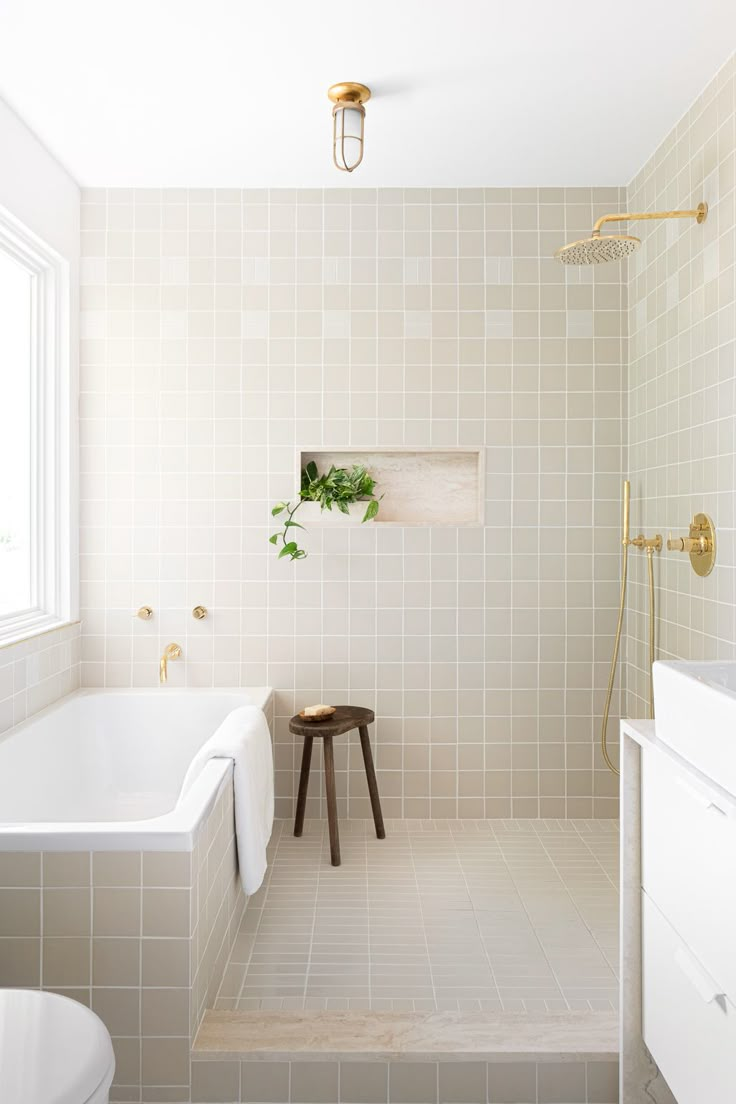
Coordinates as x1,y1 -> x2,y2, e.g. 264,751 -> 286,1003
298,448 -> 484,527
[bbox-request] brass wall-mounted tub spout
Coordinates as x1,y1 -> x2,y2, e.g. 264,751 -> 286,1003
160,643 -> 182,684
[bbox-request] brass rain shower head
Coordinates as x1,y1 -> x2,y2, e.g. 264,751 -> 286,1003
555,202 -> 708,265
557,233 -> 640,265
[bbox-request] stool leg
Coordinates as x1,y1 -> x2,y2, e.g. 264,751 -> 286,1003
359,725 -> 386,840
323,735 -> 341,866
293,735 -> 313,837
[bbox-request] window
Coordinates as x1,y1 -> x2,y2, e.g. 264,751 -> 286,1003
0,207 -> 73,644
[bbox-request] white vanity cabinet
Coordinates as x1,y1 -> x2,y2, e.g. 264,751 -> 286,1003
641,892 -> 736,1104
640,744 -> 736,1104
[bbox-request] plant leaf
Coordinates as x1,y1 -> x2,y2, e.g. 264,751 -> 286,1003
271,503 -> 287,516
278,541 -> 298,559
269,533 -> 279,544
284,520 -> 306,530
362,499 -> 379,523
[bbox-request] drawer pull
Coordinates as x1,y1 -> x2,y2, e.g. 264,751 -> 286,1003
674,946 -> 726,1005
674,775 -> 729,818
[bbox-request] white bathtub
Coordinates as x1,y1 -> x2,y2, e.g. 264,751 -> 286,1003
0,688 -> 272,850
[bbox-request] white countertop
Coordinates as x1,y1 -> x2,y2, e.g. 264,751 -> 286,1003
621,717 -> 736,811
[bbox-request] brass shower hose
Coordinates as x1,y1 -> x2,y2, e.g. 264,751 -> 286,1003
600,481 -> 658,777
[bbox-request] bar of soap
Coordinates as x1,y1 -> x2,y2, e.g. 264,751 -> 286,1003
303,704 -> 332,717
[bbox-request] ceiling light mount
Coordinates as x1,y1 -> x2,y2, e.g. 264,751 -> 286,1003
328,82 -> 371,106
328,83 -> 371,173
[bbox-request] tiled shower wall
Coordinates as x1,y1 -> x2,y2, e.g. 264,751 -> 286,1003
79,186 -> 626,818
626,54 -> 736,714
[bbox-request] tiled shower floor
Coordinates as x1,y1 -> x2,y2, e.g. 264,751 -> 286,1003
215,819 -> 619,1015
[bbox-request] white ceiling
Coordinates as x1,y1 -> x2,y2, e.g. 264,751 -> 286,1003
0,0 -> 734,187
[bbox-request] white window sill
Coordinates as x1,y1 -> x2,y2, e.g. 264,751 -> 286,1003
0,614 -> 79,651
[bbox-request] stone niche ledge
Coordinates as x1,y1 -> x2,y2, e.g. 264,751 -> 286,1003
299,448 -> 484,527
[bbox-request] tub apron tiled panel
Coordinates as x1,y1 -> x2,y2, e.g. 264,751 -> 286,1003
0,776 -> 244,1102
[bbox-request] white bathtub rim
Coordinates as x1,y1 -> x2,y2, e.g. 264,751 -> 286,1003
0,684 -> 273,747
0,686 -> 272,851
0,757 -> 233,851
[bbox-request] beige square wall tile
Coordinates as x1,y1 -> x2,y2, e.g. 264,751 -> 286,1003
537,1060 -> 586,1103
142,937 -> 190,986
290,1061 -> 339,1104
91,986 -> 141,1036
389,1062 -> 438,1104
42,852 -> 90,887
0,937 -> 40,986
143,851 -> 192,888
586,1060 -> 619,1104
143,888 -> 191,937
0,889 -> 40,937
92,852 -> 142,887
0,852 -> 41,887
42,937 -> 91,987
487,1061 -> 537,1103
190,1058 -> 240,1102
92,937 -> 140,986
111,1036 -> 141,1088
141,1036 -> 190,1086
43,888 -> 90,937
141,986 -> 190,1035
341,1061 -> 389,1104
240,1061 -> 290,1103
93,887 -> 141,936
438,1062 -> 487,1103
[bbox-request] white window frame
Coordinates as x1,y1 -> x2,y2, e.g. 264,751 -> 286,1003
0,205 -> 75,646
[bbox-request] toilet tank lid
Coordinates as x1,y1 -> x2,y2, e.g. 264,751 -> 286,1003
0,989 -> 115,1104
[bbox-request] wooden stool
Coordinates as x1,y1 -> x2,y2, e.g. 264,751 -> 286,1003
289,706 -> 385,866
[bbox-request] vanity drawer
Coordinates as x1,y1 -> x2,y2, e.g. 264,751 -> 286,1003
641,747 -> 736,998
642,891 -> 736,1104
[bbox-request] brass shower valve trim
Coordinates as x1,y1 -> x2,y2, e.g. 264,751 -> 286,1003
630,534 -> 663,552
667,513 -> 716,577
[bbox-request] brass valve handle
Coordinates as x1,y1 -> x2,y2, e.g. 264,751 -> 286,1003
666,513 -> 716,578
667,534 -> 711,554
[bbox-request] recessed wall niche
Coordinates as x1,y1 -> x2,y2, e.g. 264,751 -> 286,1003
299,448 -> 484,526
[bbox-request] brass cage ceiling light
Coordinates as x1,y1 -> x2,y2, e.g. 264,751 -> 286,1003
328,83 -> 371,172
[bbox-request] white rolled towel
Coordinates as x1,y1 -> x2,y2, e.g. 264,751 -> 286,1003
178,705 -> 274,895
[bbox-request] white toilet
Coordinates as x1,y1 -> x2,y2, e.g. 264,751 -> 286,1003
0,989 -> 115,1103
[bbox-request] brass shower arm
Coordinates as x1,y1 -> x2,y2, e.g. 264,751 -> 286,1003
592,203 -> 708,235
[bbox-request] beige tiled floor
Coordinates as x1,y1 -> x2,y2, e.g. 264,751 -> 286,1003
215,819 -> 619,1015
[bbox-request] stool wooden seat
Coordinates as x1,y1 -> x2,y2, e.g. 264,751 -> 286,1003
289,706 -> 385,866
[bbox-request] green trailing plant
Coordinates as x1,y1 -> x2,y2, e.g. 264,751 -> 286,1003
270,461 -> 381,561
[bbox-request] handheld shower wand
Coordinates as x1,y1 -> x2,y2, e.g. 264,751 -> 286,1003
600,481 -> 630,776
601,481 -> 661,776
